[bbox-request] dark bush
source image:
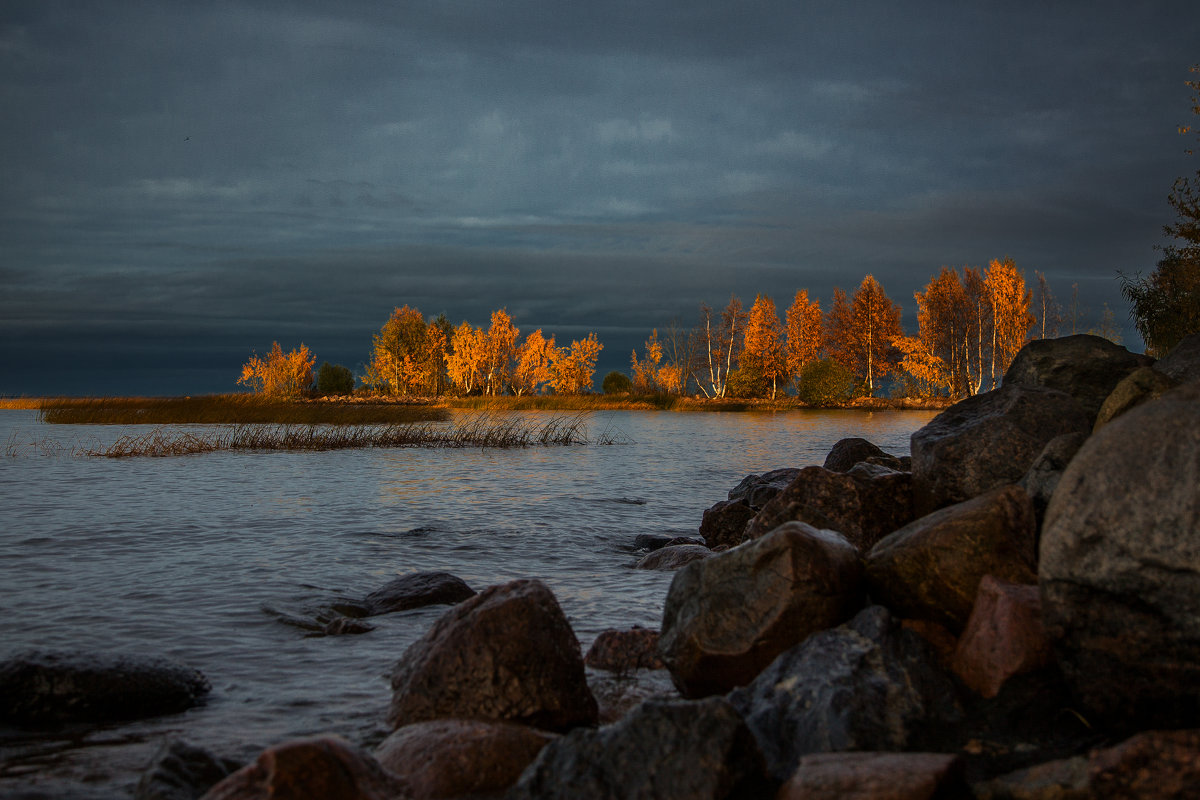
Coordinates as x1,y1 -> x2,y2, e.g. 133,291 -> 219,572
316,362 -> 356,396
796,359 -> 858,406
602,371 -> 633,394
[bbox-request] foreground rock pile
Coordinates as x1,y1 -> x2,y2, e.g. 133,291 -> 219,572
6,333 -> 1198,799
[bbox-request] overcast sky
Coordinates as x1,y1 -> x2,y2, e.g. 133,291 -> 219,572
2,1 -> 1198,395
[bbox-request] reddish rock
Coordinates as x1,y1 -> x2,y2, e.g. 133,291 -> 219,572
698,498 -> 755,549
387,579 -> 598,733
200,737 -> 409,800
777,752 -> 966,800
1087,729 -> 1200,799
634,543 -> 712,570
865,485 -> 1037,633
951,576 -> 1050,698
375,719 -> 554,799
584,627 -> 664,672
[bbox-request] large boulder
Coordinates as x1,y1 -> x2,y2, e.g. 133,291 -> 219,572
1039,381 -> 1200,726
697,499 -> 756,549
0,650 -> 210,726
727,467 -> 803,507
659,522 -> 864,697
584,627 -> 665,672
1002,334 -> 1153,424
135,739 -> 243,800
387,579 -> 598,732
727,605 -> 962,783
634,543 -> 713,570
375,719 -> 554,799
1152,331 -> 1200,383
865,485 -> 1037,633
1017,431 -> 1088,531
822,437 -> 902,473
1093,366 -> 1178,431
508,697 -> 770,799
745,466 -> 914,552
199,737 -> 408,800
361,571 -> 476,616
910,383 -> 1089,514
777,752 -> 967,800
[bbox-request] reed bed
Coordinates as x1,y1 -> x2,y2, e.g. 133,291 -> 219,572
77,414 -> 623,458
37,395 -> 450,425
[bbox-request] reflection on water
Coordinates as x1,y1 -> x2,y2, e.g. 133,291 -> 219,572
0,408 -> 936,796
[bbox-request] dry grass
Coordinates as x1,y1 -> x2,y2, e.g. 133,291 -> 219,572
0,398 -> 44,410
37,395 -> 450,425
67,414 -> 625,458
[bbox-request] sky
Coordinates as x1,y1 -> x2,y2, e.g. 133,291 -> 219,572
2,1 -> 1198,396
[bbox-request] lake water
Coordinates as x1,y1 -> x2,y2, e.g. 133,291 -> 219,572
0,408 -> 936,798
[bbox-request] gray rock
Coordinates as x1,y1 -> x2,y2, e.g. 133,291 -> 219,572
1039,381 -> 1200,725
585,627 -> 665,672
727,605 -> 962,783
727,468 -> 802,508
508,697 -> 771,799
1152,331 -> 1200,383
911,383 -> 1090,514
634,533 -> 703,551
866,485 -> 1037,633
1017,431 -> 1088,532
660,522 -> 864,697
1002,334 -> 1154,424
823,437 -> 901,472
0,650 -> 210,726
136,739 -> 242,800
387,579 -> 597,732
698,499 -> 756,549
1092,366 -> 1178,431
635,543 -> 713,570
362,570 -> 476,616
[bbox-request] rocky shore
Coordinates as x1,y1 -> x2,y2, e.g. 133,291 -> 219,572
3,333 -> 1199,799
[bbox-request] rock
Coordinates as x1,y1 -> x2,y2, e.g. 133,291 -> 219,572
1002,334 -> 1154,424
951,576 -> 1051,699
634,543 -> 713,570
823,437 -> 901,472
634,533 -> 703,551
507,696 -> 771,799
900,619 -> 958,671
135,739 -> 242,800
745,465 -> 914,552
322,617 -> 375,636
199,736 -> 408,800
973,756 -> 1090,800
0,650 -> 211,726
727,467 -> 802,508
1017,431 -> 1088,532
375,719 -> 554,799
911,383 -> 1090,514
777,752 -> 967,800
865,485 -> 1038,633
659,522 -> 864,697
727,605 -> 962,783
588,668 -> 680,725
362,571 -> 476,616
584,627 -> 664,672
387,578 -> 598,732
1093,366 -> 1178,431
1039,381 -> 1200,725
1152,331 -> 1200,382
698,499 -> 756,549
1087,728 -> 1200,798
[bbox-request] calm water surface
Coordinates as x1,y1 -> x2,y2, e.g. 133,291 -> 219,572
0,408 -> 936,798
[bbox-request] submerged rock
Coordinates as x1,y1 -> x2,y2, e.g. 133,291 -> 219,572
362,571 -> 476,616
387,578 -> 598,732
635,543 -> 713,570
135,739 -> 243,800
0,650 -> 211,726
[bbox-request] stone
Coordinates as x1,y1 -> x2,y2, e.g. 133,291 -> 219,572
387,579 -> 598,732
1087,728 -> 1200,799
777,752 -> 967,800
1002,334 -> 1154,424
1093,365 -> 1178,431
823,437 -> 900,472
588,668 -> 679,725
745,465 -> 914,552
135,739 -> 242,800
584,627 -> 664,672
727,605 -> 962,783
697,498 -> 755,549
951,576 -> 1051,698
362,571 -> 476,616
323,617 -> 375,636
375,719 -> 554,799
973,756 -> 1090,800
1017,431 -> 1088,531
659,522 -> 864,697
727,467 -> 802,508
634,543 -> 712,570
1152,331 -> 1200,382
911,383 -> 1090,514
633,533 -> 702,551
865,486 -> 1038,633
1039,382 -> 1200,725
199,736 -> 408,800
507,697 -> 770,799
0,650 -> 211,726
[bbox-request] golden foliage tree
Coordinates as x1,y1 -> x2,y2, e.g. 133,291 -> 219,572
366,305 -> 430,396
893,335 -> 950,398
741,294 -> 786,398
785,289 -> 823,393
912,267 -> 970,398
826,275 -> 904,396
513,328 -> 556,396
446,321 -> 487,394
984,258 -> 1034,389
550,332 -> 603,394
484,308 -> 519,396
695,296 -> 746,398
238,342 -> 315,398
631,329 -> 664,393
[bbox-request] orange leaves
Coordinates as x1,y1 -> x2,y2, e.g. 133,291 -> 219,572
514,329 -> 556,396
237,342 -> 315,398
785,289 -> 823,383
551,332 -> 603,395
826,275 -> 904,396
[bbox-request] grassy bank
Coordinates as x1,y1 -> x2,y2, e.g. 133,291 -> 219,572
35,395 -> 450,425
447,394 -> 952,412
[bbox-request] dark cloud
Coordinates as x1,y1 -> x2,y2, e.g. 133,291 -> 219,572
1,1 -> 1197,395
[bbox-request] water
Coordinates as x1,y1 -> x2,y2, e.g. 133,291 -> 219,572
0,408 -> 936,798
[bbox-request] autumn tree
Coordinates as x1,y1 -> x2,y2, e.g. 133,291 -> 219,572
238,342 -> 315,398
1033,271 -> 1062,340
513,329 -> 556,396
631,329 -> 664,394
738,294 -> 786,398
910,267 -> 971,398
659,319 -> 695,395
984,258 -> 1034,388
826,276 -> 904,396
550,332 -> 603,394
785,289 -> 823,394
446,321 -> 487,394
694,296 -> 746,398
962,267 -> 991,394
365,305 -> 431,396
484,309 -> 519,396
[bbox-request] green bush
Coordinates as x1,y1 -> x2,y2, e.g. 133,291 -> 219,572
316,362 -> 356,396
602,371 -> 633,394
796,358 -> 858,407
726,365 -> 769,399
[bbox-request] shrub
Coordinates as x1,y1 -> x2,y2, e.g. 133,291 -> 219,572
316,362 -> 355,396
796,358 -> 858,407
602,371 -> 633,394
